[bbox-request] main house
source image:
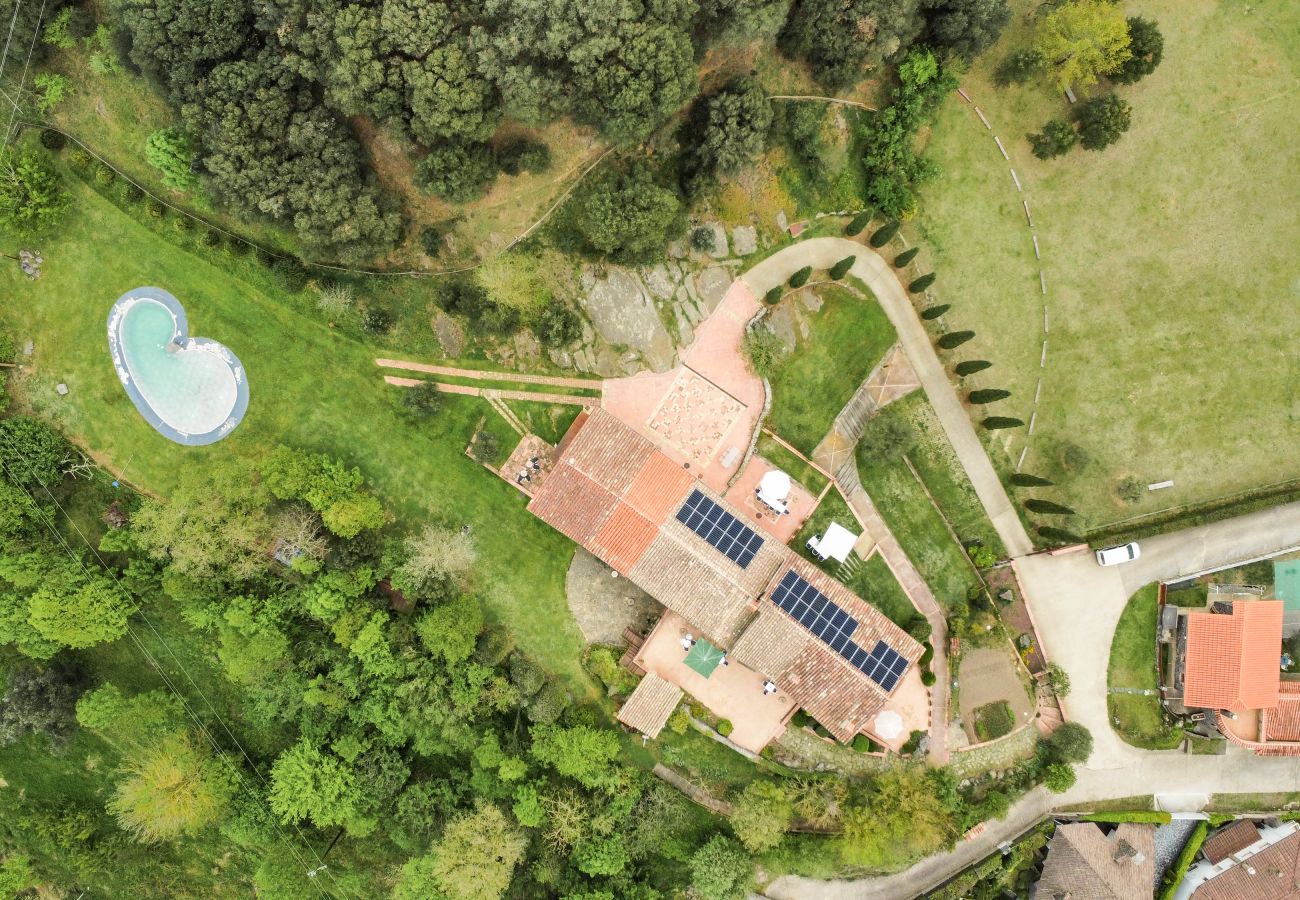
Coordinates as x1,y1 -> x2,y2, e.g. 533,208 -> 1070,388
521,408 -> 925,752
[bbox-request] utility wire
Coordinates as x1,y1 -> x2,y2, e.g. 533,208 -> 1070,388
0,436 -> 349,899
0,0 -> 44,157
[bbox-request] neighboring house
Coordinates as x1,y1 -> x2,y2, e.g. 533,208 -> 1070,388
1032,822 -> 1155,900
1177,819 -> 1300,900
1162,599 -> 1300,754
524,408 -> 924,750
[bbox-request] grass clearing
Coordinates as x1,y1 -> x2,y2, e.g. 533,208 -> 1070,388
767,282 -> 896,456
757,433 -> 829,495
848,552 -> 921,629
0,173 -> 593,692
1108,584 -> 1181,749
916,0 -> 1300,529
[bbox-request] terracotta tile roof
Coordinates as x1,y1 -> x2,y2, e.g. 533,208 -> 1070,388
1184,601 -> 1283,711
1035,823 -> 1155,900
1203,820 -> 1263,865
558,407 -> 654,495
591,505 -> 660,575
617,673 -> 683,739
1191,828 -> 1300,900
624,452 -> 695,522
1264,683 -> 1300,742
526,463 -> 617,547
729,558 -> 923,743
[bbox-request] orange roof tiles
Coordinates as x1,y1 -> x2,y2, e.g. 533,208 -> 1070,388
624,452 -> 694,522
526,463 -> 617,548
1202,820 -> 1262,865
1263,683 -> 1300,743
1184,601 -> 1283,711
591,505 -> 660,575
1191,827 -> 1300,900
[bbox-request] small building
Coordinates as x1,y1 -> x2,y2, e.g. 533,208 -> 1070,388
1177,819 -> 1300,900
1033,822 -> 1155,900
806,521 -> 859,564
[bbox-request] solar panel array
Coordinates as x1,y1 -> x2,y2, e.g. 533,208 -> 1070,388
771,569 -> 909,692
675,489 -> 764,569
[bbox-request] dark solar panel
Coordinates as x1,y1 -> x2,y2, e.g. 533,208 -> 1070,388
771,569 -> 909,693
675,489 -> 764,568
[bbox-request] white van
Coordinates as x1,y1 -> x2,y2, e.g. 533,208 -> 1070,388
1095,542 -> 1140,567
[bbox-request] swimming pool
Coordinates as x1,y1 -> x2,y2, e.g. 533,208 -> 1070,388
107,287 -> 248,445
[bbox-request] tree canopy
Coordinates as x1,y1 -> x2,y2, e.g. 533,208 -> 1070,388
1032,0 -> 1132,90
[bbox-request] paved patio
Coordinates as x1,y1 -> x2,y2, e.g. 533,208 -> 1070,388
635,610 -> 795,753
722,455 -> 819,542
499,434 -> 555,496
602,279 -> 764,493
873,666 -> 930,752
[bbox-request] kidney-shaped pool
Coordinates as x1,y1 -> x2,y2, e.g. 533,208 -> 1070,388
107,287 -> 248,445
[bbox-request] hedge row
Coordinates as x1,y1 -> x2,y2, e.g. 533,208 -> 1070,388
1086,481 -> 1300,548
1157,820 -> 1208,900
1077,811 -> 1173,824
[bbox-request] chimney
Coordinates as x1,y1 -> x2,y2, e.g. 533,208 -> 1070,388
1113,840 -> 1139,864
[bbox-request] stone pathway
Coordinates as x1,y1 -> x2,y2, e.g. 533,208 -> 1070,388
814,343 -> 919,475
382,375 -> 594,407
375,358 -> 600,389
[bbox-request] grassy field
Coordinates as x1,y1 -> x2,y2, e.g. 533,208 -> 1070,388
916,0 -> 1300,530
0,169 -> 594,692
757,433 -> 829,495
1108,584 -> 1181,749
767,283 -> 897,455
857,396 -> 990,608
849,553 -> 922,629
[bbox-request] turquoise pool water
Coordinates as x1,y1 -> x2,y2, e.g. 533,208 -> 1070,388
118,298 -> 239,436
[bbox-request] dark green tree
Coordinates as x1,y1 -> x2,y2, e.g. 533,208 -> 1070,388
968,388 -> 1011,403
1045,722 -> 1092,763
910,272 -> 937,292
779,0 -> 923,90
937,330 -> 974,349
415,142 -> 498,203
0,663 -> 81,749
0,149 -> 70,235
1028,119 -> 1078,159
921,304 -> 950,320
844,211 -> 871,235
1024,498 -> 1075,515
0,416 -> 68,487
689,835 -> 752,900
681,76 -> 773,193
497,137 -> 551,175
982,416 -> 1023,429
1075,93 -> 1132,150
954,359 -> 992,376
788,266 -> 812,288
921,0 -> 1012,59
574,163 -> 685,264
894,246 -> 920,267
1010,472 -> 1054,487
1112,17 -> 1163,84
829,256 -> 855,279
869,220 -> 900,247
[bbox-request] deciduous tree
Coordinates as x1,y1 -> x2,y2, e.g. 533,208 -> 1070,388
109,735 -> 231,842
1032,0 -> 1131,90
689,835 -> 752,900
393,803 -> 527,900
730,780 -> 793,852
921,0 -> 1011,59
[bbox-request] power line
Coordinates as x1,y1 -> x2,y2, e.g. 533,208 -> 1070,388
0,437 -> 349,899
0,0 -> 44,157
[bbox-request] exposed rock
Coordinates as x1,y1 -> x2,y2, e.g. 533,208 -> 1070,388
577,267 -> 677,372
676,314 -> 695,347
776,210 -> 788,232
619,351 -> 642,376
767,306 -> 798,351
667,239 -> 688,259
693,266 -> 733,315
799,290 -> 824,313
573,346 -> 597,374
548,347 -> 573,369
512,330 -> 541,364
705,222 -> 728,258
731,225 -> 758,256
430,311 -> 466,357
643,264 -> 677,300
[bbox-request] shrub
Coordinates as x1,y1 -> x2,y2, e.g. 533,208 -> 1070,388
894,246 -> 919,267
995,48 -> 1043,86
315,283 -> 355,316
907,618 -> 932,642
901,730 -> 925,754
1010,472 -> 1054,487
763,285 -> 783,305
197,228 -> 220,249
741,328 -> 787,379
1158,821 -> 1207,900
954,359 -> 992,376
255,248 -> 277,268
921,670 -> 936,686
361,306 -> 394,335
38,129 -> 65,151
968,388 -> 1011,404
716,719 -> 733,737
1046,722 -> 1092,764
1046,663 -> 1071,697
93,163 -> 116,186
1028,119 -> 1078,160
419,226 -> 444,257
667,707 -> 690,735
122,182 -> 144,203
145,198 -> 165,219
271,257 -> 308,292
527,681 -> 569,725
869,220 -> 900,248
497,137 -> 551,175
508,655 -> 545,697
909,272 -> 936,292
982,416 -> 1023,430
921,304 -> 949,320
67,147 -> 92,170
1043,763 -> 1075,793
828,255 -> 854,279
401,382 -> 443,419
226,238 -> 250,257
1117,476 -> 1145,504
851,734 -> 872,752
689,226 -> 717,253
969,544 -> 997,567
792,710 -> 811,728
535,301 -> 582,348
788,266 -> 812,288
937,331 -> 974,349
172,214 -> 192,233
844,211 -> 871,235
918,642 -> 934,667
469,431 -> 500,464
1079,810 -> 1171,824
1025,498 -> 1075,516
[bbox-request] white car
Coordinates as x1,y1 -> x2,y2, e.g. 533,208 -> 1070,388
1095,542 -> 1141,567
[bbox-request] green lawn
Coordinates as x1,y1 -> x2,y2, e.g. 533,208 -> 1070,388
848,552 -> 922,629
757,433 -> 829,496
767,282 -> 896,456
0,172 -> 593,692
915,0 -> 1300,530
857,401 -> 982,609
1108,584 -> 1181,749
973,700 -> 1015,742
792,487 -> 858,569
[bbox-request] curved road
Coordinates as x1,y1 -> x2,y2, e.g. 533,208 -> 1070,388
741,238 -> 1300,899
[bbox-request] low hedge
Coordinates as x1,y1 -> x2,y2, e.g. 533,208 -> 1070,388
1078,811 -> 1173,824
716,719 -> 733,737
1087,481 -> 1300,547
1157,820 -> 1208,900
